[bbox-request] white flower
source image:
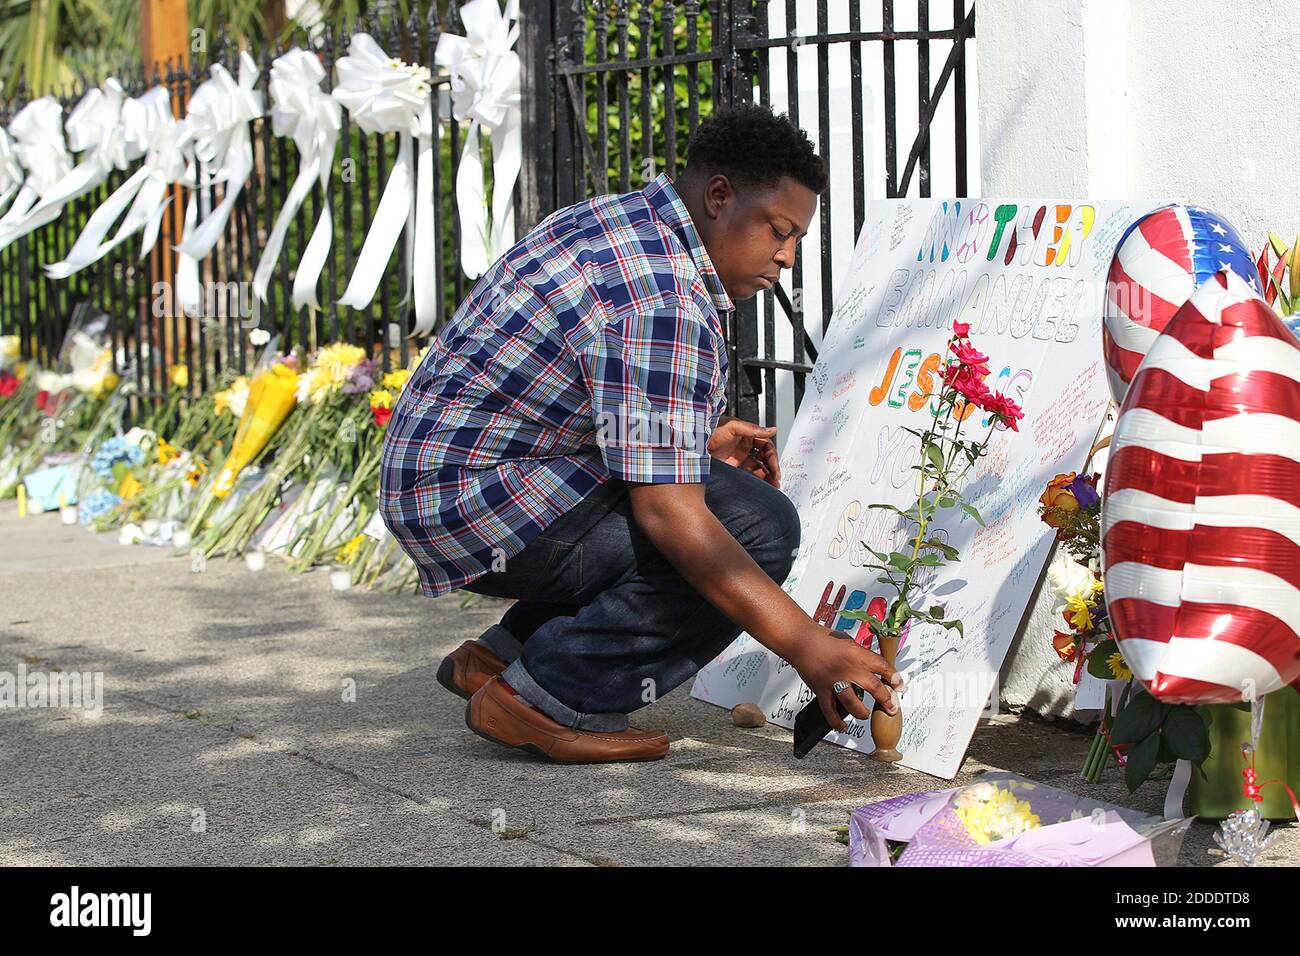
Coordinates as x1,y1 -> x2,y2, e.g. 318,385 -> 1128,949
1048,552 -> 1094,608
226,386 -> 249,420
118,523 -> 143,545
123,427 -> 156,448
0,335 -> 18,370
248,328 -> 270,347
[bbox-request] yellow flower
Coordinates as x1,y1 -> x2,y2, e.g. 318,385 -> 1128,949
13,361 -> 27,381
952,784 -> 1041,844
338,534 -> 365,562
382,368 -> 411,393
168,364 -> 189,390
368,388 -> 394,410
156,438 -> 180,466
1063,587 -> 1101,632
89,372 -> 120,400
297,343 -> 368,405
186,460 -> 207,488
214,376 -> 249,417
0,334 -> 19,368
117,473 -> 144,502
1106,651 -> 1133,681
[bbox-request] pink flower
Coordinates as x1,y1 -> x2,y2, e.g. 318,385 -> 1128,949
984,391 -> 1026,431
942,362 -> 993,407
951,340 -> 990,377
951,321 -> 971,338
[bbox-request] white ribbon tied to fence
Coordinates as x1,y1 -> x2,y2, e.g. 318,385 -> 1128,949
175,52 -> 265,315
44,87 -> 184,278
252,48 -> 342,312
332,32 -> 437,336
0,98 -> 71,232
436,0 -> 522,282
0,128 -> 24,215
0,81 -> 136,251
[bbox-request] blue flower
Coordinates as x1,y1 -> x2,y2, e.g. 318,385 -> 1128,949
1067,473 -> 1101,512
79,490 -> 122,525
91,436 -> 144,479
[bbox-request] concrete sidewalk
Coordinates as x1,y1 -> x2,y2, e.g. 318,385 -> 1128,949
0,501 -> 1293,866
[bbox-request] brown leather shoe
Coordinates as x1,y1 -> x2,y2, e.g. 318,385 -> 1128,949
466,676 -> 669,764
436,641 -> 507,700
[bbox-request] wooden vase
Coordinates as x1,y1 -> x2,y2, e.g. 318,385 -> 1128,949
869,634 -> 903,763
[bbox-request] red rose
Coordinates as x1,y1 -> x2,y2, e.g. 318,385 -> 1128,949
0,371 -> 17,398
951,321 -> 971,338
983,391 -> 1025,431
371,404 -> 393,428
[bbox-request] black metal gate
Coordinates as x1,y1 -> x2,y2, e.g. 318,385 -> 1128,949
518,0 -> 976,425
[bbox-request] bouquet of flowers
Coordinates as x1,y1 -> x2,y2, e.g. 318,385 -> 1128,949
841,773 -> 1190,867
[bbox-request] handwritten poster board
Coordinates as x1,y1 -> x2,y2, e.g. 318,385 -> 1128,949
691,198 -> 1155,779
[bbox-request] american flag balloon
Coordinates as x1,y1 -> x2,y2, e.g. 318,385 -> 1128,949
1103,270 -> 1300,704
1104,205 -> 1259,405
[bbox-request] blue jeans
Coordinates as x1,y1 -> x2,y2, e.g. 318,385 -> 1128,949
462,459 -> 800,731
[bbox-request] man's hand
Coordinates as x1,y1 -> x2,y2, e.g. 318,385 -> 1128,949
708,416 -> 781,488
788,628 -> 902,733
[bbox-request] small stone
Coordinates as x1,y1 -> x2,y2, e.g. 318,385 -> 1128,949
731,703 -> 766,728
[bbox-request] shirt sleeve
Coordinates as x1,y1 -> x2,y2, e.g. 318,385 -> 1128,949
582,299 -> 724,483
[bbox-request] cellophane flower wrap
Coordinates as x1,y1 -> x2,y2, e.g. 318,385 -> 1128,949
847,773 -> 1190,867
211,360 -> 300,498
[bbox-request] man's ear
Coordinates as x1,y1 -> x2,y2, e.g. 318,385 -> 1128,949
703,173 -> 734,220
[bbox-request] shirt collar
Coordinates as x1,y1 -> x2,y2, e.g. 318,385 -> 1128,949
643,174 -> 734,314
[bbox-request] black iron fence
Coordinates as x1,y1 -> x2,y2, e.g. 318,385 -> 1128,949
0,7 -> 470,414
522,0 -> 977,425
0,1 -> 977,429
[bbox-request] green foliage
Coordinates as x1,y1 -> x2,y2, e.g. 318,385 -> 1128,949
1109,690 -> 1211,792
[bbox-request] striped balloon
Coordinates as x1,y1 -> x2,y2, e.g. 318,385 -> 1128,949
1103,270 -> 1300,704
1103,205 -> 1258,405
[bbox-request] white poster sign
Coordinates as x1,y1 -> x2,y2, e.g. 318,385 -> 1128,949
692,197 -> 1155,779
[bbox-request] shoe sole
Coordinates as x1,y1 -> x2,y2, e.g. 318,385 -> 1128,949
463,699 -> 668,765
436,655 -> 472,701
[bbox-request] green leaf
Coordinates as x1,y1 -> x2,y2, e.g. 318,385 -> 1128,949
925,443 -> 945,472
922,538 -> 960,560
917,554 -> 943,567
1125,733 -> 1161,792
928,604 -> 946,620
868,502 -> 906,515
938,495 -> 957,508
960,502 -> 985,527
892,599 -> 912,626
1163,706 -> 1210,763
865,546 -> 889,562
1085,639 -> 1119,680
887,552 -> 915,572
941,619 -> 964,638
1111,692 -> 1165,747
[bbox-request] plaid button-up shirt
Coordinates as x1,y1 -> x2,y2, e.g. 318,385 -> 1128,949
379,174 -> 733,597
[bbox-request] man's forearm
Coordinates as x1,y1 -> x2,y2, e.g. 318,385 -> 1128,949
630,490 -> 811,662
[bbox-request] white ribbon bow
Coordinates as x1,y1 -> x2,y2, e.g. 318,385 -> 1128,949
45,87 -> 184,278
175,52 -> 264,315
0,97 -> 71,231
252,48 -> 342,312
0,127 -> 24,215
332,33 -> 437,336
0,81 -> 134,251
435,0 -> 522,281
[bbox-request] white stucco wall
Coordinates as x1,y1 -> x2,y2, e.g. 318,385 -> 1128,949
978,0 -> 1300,244
982,0 -> 1300,718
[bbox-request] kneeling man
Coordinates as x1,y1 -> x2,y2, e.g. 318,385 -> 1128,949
380,105 -> 900,764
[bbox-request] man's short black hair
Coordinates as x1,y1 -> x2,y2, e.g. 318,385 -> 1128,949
683,104 -> 827,194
